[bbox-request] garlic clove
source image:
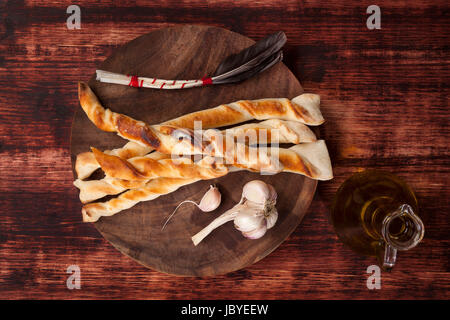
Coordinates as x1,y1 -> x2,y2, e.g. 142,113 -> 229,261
198,185 -> 221,212
242,180 -> 272,205
233,207 -> 264,232
242,220 -> 267,239
265,207 -> 278,229
267,184 -> 277,204
162,185 -> 221,230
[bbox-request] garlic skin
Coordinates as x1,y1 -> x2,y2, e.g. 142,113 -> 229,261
198,185 -> 221,212
242,219 -> 267,239
234,206 -> 265,232
265,207 -> 278,229
267,184 -> 277,203
242,180 -> 272,205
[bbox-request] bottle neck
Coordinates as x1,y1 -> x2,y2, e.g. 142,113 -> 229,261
381,204 -> 424,251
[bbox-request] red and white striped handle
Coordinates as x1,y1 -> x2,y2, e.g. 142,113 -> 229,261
96,70 -> 213,89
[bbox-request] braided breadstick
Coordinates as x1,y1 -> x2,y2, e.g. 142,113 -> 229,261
215,119 -> 316,145
77,118 -> 316,180
76,82 -> 322,178
74,151 -> 169,203
78,82 -> 323,131
81,140 -> 332,222
74,137 -> 330,203
95,140 -> 331,181
76,141 -> 152,180
91,147 -> 228,181
92,119 -> 317,180
82,177 -> 199,222
78,84 -> 324,171
74,119 -> 317,202
73,177 -> 133,204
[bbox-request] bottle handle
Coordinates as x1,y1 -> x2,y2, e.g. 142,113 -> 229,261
382,243 -> 397,270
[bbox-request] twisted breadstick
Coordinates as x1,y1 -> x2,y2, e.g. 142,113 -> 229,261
74,119 -> 317,203
74,138 -> 331,203
95,140 -> 331,181
78,84 -> 324,171
215,119 -> 317,145
81,140 -> 332,222
92,147 -> 228,181
74,151 -> 168,203
73,177 -> 135,204
76,141 -> 151,180
76,82 -> 323,178
82,177 -> 199,222
92,119 -> 317,179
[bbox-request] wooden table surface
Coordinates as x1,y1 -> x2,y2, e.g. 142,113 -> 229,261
0,0 -> 448,299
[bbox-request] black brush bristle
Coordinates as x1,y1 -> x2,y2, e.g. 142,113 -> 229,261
212,31 -> 287,84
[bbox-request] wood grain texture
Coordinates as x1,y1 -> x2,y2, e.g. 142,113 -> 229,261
70,25 -> 316,276
0,0 -> 449,298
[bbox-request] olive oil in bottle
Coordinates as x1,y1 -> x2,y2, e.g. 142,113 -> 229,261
331,170 -> 424,269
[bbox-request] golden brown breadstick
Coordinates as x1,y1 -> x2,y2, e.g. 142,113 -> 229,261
75,141 -> 152,180
74,177 -> 150,204
82,177 -> 199,222
74,118 -> 318,202
76,117 -> 317,180
81,141 -> 332,222
75,82 -> 322,178
91,147 -> 229,181
78,88 -> 322,172
226,119 -> 317,145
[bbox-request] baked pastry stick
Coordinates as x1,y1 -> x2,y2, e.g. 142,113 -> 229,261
91,148 -> 228,181
81,140 -> 333,222
74,118 -> 317,202
82,177 -> 200,222
76,141 -> 150,180
93,139 -> 330,181
76,81 -> 323,178
78,85 -> 324,171
73,177 -> 139,204
75,117 -> 317,181
92,118 -> 318,181
75,119 -> 316,179
74,119 -> 317,203
75,151 -> 168,203
74,134 -> 327,203
74,156 -> 218,204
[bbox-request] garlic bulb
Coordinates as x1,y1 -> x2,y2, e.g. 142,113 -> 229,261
239,180 -> 277,234
191,180 -> 278,245
162,185 -> 221,230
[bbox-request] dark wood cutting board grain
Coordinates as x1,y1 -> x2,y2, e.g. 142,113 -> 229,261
70,25 -> 317,276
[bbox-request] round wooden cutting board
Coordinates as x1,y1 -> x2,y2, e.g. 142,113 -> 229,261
70,25 -> 317,276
